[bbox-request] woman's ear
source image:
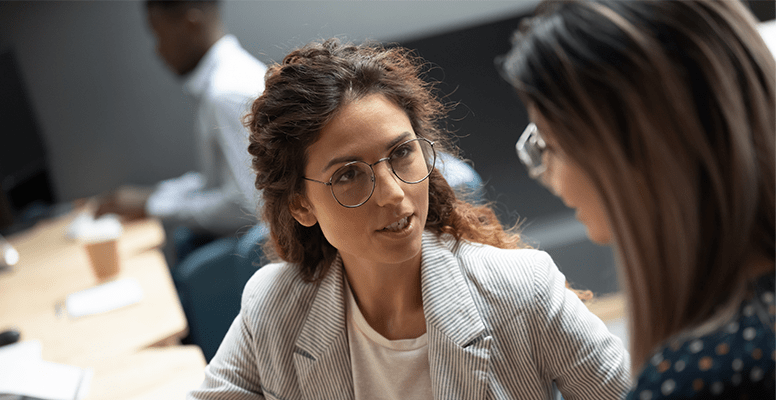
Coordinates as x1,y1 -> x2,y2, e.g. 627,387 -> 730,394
289,194 -> 318,227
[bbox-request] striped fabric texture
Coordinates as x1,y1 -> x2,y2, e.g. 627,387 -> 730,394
189,231 -> 631,400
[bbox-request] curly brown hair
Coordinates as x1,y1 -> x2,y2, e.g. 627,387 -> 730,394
246,38 -> 525,282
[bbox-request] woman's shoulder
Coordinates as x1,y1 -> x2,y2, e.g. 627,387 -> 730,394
441,232 -> 549,266
449,235 -> 558,280
628,277 -> 775,399
432,233 -> 562,301
241,261 -> 317,311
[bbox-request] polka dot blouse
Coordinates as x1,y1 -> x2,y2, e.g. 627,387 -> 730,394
626,274 -> 775,399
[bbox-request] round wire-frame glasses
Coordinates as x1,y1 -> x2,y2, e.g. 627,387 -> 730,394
303,137 -> 436,208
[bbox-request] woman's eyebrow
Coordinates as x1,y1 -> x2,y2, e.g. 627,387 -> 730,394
321,131 -> 414,172
386,132 -> 413,150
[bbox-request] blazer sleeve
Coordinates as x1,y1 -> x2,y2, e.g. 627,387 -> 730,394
527,251 -> 632,400
187,282 -> 265,399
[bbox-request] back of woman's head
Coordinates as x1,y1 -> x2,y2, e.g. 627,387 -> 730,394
501,0 -> 775,367
247,39 -> 521,282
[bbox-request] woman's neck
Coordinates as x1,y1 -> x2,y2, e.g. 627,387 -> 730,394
342,254 -> 426,340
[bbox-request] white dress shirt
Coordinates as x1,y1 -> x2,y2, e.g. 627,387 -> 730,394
146,34 -> 267,235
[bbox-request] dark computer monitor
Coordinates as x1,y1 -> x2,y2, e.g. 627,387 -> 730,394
0,49 -> 56,234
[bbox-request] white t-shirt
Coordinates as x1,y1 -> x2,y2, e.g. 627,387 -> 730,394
345,279 -> 433,400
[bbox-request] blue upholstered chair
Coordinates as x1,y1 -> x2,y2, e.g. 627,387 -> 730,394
172,224 -> 269,361
172,153 -> 483,361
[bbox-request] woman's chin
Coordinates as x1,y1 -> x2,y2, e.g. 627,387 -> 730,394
585,228 -> 612,245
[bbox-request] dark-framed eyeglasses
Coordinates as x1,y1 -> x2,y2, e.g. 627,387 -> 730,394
303,137 -> 436,208
515,122 -> 547,179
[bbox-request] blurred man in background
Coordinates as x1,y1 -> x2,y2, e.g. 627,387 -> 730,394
97,0 -> 267,265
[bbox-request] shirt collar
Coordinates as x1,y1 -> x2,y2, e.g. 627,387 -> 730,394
182,34 -> 240,97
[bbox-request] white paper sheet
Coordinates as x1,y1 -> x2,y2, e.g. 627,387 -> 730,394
0,340 -> 92,400
66,278 -> 144,318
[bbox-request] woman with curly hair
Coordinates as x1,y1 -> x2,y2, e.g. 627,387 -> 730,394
188,38 -> 630,400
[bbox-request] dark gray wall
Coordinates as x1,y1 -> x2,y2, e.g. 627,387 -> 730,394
0,0 -> 538,201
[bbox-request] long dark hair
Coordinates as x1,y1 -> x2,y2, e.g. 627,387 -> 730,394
246,39 -> 524,282
501,0 -> 775,368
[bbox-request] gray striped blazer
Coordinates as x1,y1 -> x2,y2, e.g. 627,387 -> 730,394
189,231 -> 631,400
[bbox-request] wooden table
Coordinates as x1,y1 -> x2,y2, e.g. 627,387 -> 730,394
0,208 -> 204,397
85,345 -> 205,400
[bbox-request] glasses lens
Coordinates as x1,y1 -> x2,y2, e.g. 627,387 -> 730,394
331,162 -> 374,207
391,139 -> 435,183
516,124 -> 546,179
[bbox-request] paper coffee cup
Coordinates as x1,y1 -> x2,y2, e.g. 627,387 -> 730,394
84,239 -> 120,280
78,215 -> 123,281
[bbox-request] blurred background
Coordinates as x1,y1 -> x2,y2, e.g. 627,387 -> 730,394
1,0 -> 774,296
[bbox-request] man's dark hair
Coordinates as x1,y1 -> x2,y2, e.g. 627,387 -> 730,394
144,0 -> 219,13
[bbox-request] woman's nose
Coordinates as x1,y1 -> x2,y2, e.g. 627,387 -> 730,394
372,162 -> 405,207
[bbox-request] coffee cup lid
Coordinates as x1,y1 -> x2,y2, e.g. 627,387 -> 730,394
77,214 -> 123,242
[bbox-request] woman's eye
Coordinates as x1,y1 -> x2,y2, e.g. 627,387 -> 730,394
335,167 -> 360,183
392,144 -> 414,160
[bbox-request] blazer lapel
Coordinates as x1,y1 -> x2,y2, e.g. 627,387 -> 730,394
293,256 -> 354,400
421,232 -> 491,399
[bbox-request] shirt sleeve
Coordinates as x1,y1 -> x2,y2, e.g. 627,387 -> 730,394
144,169 -> 253,236
528,251 -> 632,400
145,90 -> 260,235
208,90 -> 261,213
